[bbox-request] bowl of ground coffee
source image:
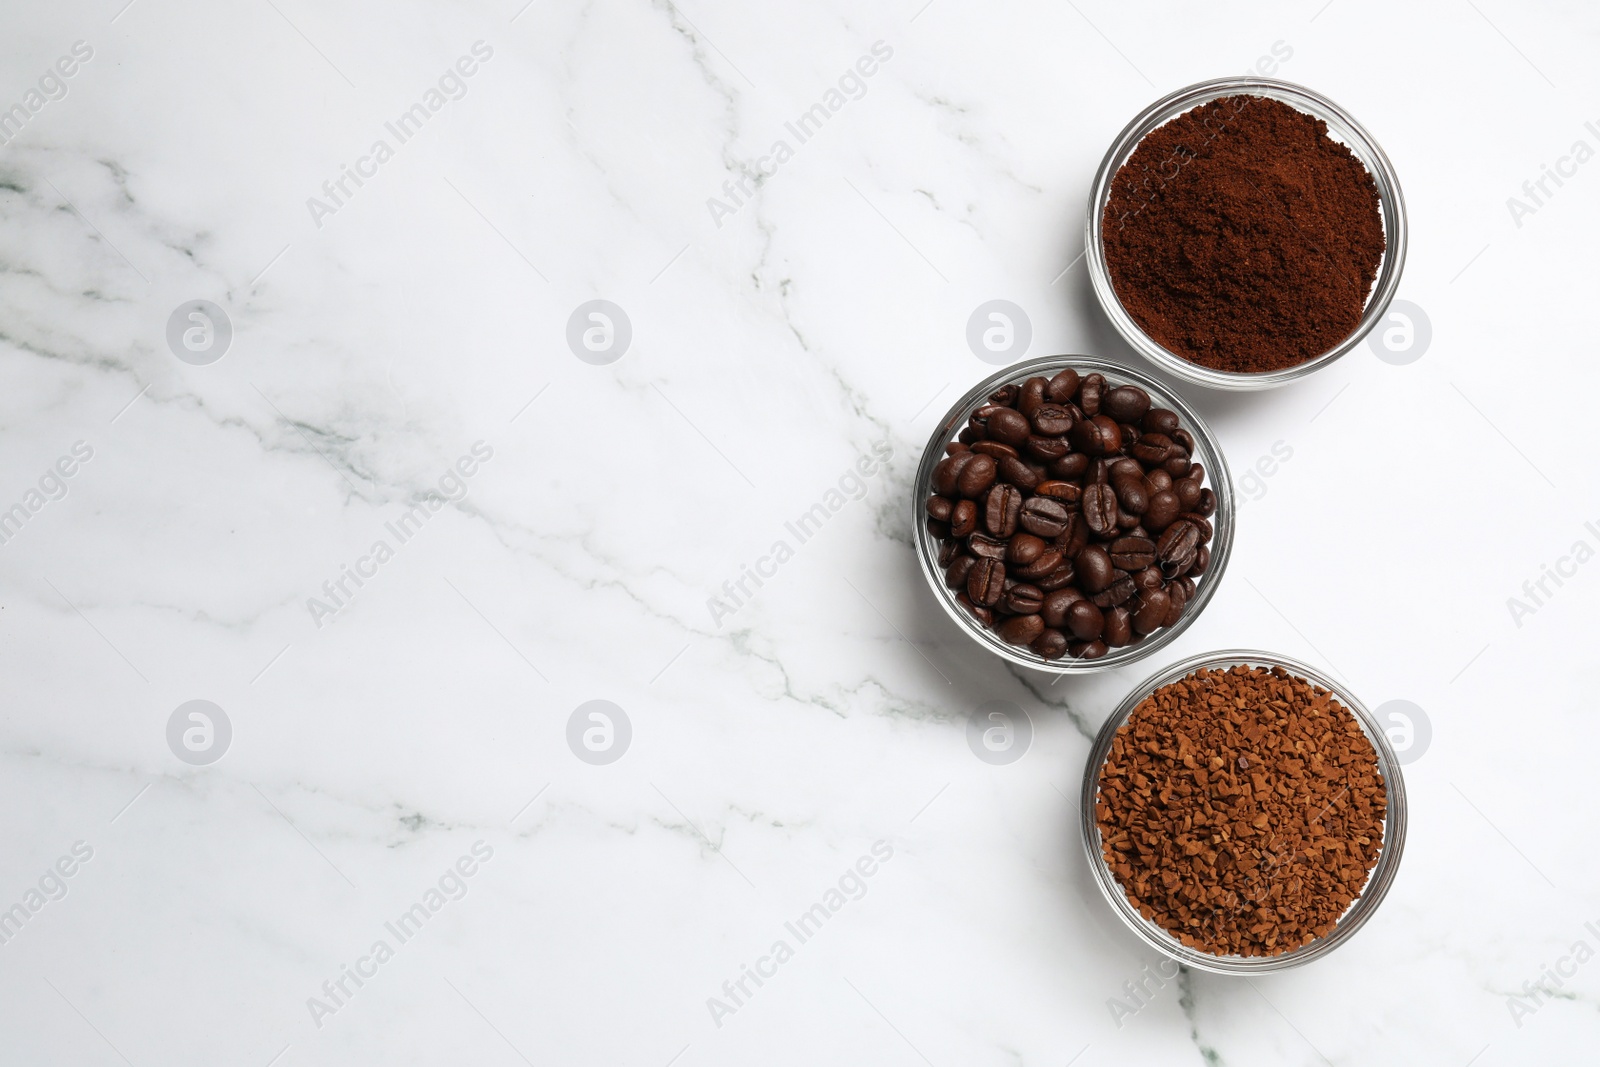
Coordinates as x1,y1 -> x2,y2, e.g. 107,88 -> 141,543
914,356 -> 1234,673
1085,78 -> 1407,390
1081,651 -> 1406,972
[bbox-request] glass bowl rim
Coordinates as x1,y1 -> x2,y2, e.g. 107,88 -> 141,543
1083,75 -> 1409,392
911,353 -> 1235,676
1078,648 -> 1409,973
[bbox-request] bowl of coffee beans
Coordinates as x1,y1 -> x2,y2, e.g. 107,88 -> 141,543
915,355 -> 1233,672
1081,651 -> 1407,973
1085,77 -> 1408,390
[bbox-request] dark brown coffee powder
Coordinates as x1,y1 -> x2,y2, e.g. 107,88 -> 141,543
1102,96 -> 1386,373
1096,664 -> 1387,956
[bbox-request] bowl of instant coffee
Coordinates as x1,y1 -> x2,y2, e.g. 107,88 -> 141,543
1085,77 -> 1407,390
914,355 -> 1234,673
1081,651 -> 1407,972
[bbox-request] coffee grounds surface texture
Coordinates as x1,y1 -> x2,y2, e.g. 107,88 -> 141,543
1102,95 -> 1385,373
1096,664 -> 1387,957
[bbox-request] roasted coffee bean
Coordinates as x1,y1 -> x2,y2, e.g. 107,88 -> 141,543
1142,407 -> 1180,435
957,454 -> 997,498
968,533 -> 1008,560
971,440 -> 1018,460
1131,433 -> 1173,465
1116,508 -> 1141,531
967,558 -> 1006,606
1032,404 -> 1074,435
1054,513 -> 1090,558
1035,564 -> 1076,591
987,408 -> 1032,448
1013,549 -> 1064,580
1050,452 -> 1090,480
1172,428 -> 1196,454
1018,376 -> 1049,417
938,539 -> 961,567
1093,574 -> 1136,608
1112,474 -> 1148,515
998,613 -> 1045,646
956,592 -> 993,626
927,518 -> 950,539
1178,513 -> 1213,541
1068,639 -> 1108,659
950,499 -> 978,538
1103,385 -> 1151,423
957,426 -> 980,445
1042,587 -> 1084,627
1197,488 -> 1216,517
1164,580 -> 1188,626
1146,468 -> 1172,492
1156,521 -> 1200,577
1032,628 -> 1069,659
1033,480 -> 1081,504
1076,545 -> 1114,593
989,384 -> 1019,406
1134,565 -> 1164,591
1078,373 -> 1106,415
1046,368 -> 1080,403
998,455 -> 1040,490
1071,414 -> 1122,456
1025,434 -> 1070,460
945,555 -> 976,590
1081,483 -> 1120,537
1162,453 -> 1192,477
1104,605 -> 1134,647
1109,536 -> 1157,571
1007,533 -> 1047,566
1133,588 -> 1171,634
985,483 -> 1023,537
1019,496 -> 1071,537
926,496 -> 954,522
1098,419 -> 1125,455
932,452 -> 971,496
1004,582 -> 1044,615
1066,599 -> 1105,640
1108,457 -> 1142,480
1173,476 -> 1202,511
946,441 -> 970,455
1189,544 -> 1211,576
1144,489 -> 1180,532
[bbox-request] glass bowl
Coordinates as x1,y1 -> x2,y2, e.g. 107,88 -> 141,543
1079,650 -> 1408,973
912,354 -> 1234,675
1084,77 -> 1408,391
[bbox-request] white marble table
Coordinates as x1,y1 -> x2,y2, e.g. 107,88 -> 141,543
2,0 -> 1597,1063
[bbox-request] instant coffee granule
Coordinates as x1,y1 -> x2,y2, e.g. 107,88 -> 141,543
1095,664 -> 1386,956
1102,96 -> 1386,373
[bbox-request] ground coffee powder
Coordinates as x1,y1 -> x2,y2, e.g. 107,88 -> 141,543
1102,96 -> 1385,373
1096,664 -> 1386,956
